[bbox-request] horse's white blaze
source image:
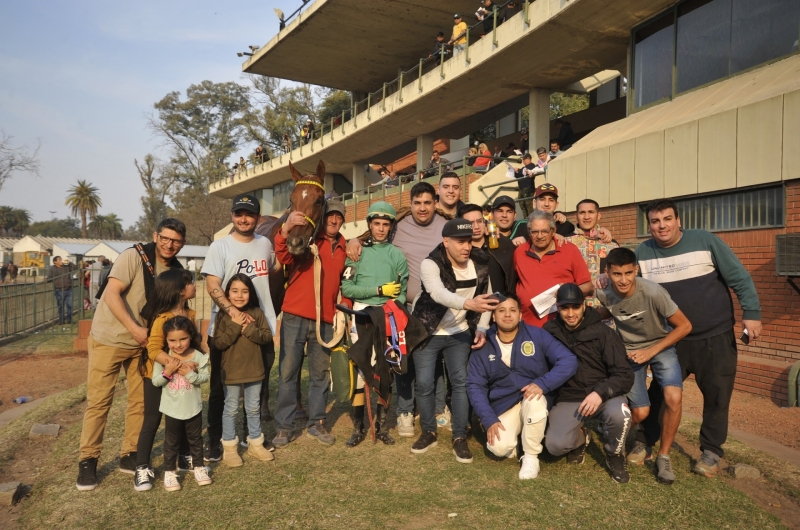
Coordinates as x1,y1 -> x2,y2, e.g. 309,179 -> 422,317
302,190 -> 307,199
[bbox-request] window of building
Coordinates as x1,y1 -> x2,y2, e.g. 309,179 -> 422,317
272,179 -> 295,212
637,185 -> 785,236
632,0 -> 800,109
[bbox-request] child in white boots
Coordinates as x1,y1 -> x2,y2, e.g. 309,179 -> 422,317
212,273 -> 275,466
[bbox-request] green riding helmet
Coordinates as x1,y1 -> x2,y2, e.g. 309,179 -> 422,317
366,201 -> 396,222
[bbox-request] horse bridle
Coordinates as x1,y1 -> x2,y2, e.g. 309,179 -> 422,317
293,179 -> 328,246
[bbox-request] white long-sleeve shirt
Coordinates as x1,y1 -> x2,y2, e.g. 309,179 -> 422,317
419,258 -> 492,336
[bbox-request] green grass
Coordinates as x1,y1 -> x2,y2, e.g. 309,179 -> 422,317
0,328 -> 83,358
8,370 -> 785,530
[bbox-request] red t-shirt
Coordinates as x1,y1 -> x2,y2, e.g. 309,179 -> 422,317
513,239 -> 592,327
274,232 -> 349,324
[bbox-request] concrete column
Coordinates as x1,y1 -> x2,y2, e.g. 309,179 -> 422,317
416,135 -> 434,174
352,164 -> 366,192
324,174 -> 334,195
528,88 -> 551,154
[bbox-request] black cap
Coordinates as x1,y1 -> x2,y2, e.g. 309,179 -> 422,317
454,13 -> 461,18
442,218 -> 473,239
556,283 -> 585,307
231,193 -> 260,214
492,195 -> 516,210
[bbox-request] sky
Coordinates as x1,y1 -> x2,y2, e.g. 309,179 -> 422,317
0,0 -> 294,229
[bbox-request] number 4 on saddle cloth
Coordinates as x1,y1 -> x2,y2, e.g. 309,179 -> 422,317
337,300 -> 428,405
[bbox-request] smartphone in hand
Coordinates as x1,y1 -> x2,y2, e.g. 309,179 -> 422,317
739,329 -> 750,345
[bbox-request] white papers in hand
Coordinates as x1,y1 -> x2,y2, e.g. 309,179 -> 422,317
531,284 -> 560,318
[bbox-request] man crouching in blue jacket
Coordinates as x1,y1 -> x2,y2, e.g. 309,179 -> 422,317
467,294 -> 578,480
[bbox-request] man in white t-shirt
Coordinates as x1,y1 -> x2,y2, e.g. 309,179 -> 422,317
410,219 -> 498,463
201,194 -> 278,462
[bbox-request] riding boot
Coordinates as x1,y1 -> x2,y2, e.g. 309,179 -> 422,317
345,406 -> 366,448
374,404 -> 395,445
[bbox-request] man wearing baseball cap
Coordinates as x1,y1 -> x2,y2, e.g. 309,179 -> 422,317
533,184 -> 575,237
272,199 -> 349,448
411,219 -> 498,463
543,283 -> 634,483
201,193 -> 279,461
492,195 -> 528,243
448,14 -> 467,56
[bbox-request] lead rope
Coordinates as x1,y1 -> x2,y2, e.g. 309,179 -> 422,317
310,243 -> 346,349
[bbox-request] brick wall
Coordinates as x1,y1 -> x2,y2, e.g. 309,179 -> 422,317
582,179 -> 800,405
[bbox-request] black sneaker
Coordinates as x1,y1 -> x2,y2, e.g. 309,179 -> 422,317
177,454 -> 194,472
133,465 -> 154,492
272,430 -> 298,448
567,427 -> 590,465
452,437 -> 473,464
606,453 -> 631,483
410,431 -> 438,454
119,452 -> 137,474
76,458 -> 98,491
204,441 -> 222,462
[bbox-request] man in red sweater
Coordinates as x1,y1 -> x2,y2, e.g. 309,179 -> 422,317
272,200 -> 348,447
514,210 -> 593,327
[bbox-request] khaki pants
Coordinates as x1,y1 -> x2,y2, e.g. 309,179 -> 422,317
79,336 -> 144,460
486,397 -> 548,458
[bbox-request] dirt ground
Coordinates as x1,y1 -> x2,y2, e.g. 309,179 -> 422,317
0,354 -> 87,415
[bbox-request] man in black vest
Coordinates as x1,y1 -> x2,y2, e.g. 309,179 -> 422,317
411,219 -> 499,463
458,203 -> 516,295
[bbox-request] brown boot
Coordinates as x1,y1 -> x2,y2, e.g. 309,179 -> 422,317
247,434 -> 275,461
221,437 -> 243,467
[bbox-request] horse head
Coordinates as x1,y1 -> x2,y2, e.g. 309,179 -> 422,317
286,160 -> 327,255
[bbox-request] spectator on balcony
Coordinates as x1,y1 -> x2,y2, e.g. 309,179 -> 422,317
282,133 -> 292,153
520,127 -> 529,148
229,163 -> 238,183
425,150 -> 452,178
474,143 -> 492,170
555,120 -> 576,150
449,14 -> 468,56
476,0 -> 495,37
503,143 -> 521,157
254,146 -> 269,165
466,147 -> 479,167
549,140 -> 564,159
515,153 -> 541,217
429,32 -> 449,65
239,157 -> 246,171
493,145 -> 503,159
501,1 -> 519,22
535,148 -> 550,171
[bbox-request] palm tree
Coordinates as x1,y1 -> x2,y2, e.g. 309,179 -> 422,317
65,180 -> 101,238
0,206 -> 31,236
88,213 -> 124,240
105,213 -> 123,239
88,214 -> 108,238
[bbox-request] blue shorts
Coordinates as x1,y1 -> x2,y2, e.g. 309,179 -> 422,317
626,346 -> 683,409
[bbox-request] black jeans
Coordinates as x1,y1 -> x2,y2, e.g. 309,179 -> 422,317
207,337 -> 275,445
163,413 -> 204,471
136,378 -> 188,467
642,328 -> 737,457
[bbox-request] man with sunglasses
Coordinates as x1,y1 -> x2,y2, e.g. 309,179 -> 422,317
77,218 -> 187,491
201,194 -> 279,461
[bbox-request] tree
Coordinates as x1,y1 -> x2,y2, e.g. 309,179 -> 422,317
130,154 -> 177,239
0,131 -> 40,191
316,88 -> 352,128
88,213 -> 123,240
518,92 -> 590,131
25,218 -> 82,238
0,206 -> 31,237
65,180 -> 102,238
170,186 -> 230,245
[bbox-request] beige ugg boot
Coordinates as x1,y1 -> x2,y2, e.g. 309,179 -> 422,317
247,434 -> 275,462
221,437 -> 243,467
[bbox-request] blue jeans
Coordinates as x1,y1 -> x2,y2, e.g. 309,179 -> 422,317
627,346 -> 683,409
414,332 -> 472,438
396,354 -> 446,415
55,289 -> 72,324
275,313 -> 332,431
222,382 -> 262,441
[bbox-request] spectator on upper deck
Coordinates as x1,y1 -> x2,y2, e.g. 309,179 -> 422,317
449,14 -> 468,56
474,143 -> 492,169
429,32 -> 449,65
476,0 -> 495,37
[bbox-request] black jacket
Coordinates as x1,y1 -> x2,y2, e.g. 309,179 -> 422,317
348,304 -> 428,405
477,235 -> 515,296
543,307 -> 633,404
556,219 -> 575,237
412,244 -> 490,339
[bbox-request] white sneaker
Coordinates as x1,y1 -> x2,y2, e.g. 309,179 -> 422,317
518,454 -> 540,480
164,471 -> 181,491
436,407 -> 452,431
194,466 -> 212,486
397,412 -> 415,438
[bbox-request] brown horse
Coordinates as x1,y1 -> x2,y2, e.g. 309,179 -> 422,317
254,160 -> 328,316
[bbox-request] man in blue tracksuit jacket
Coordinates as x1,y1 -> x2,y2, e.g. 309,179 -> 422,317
467,295 -> 578,480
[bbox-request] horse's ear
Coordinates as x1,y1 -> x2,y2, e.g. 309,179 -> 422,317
289,161 -> 304,182
316,160 -> 326,181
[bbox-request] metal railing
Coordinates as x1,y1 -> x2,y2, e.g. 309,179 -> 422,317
211,0 -> 534,191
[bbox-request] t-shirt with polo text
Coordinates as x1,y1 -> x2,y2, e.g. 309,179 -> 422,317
513,240 -> 591,327
201,234 -> 277,336
597,277 -> 678,351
